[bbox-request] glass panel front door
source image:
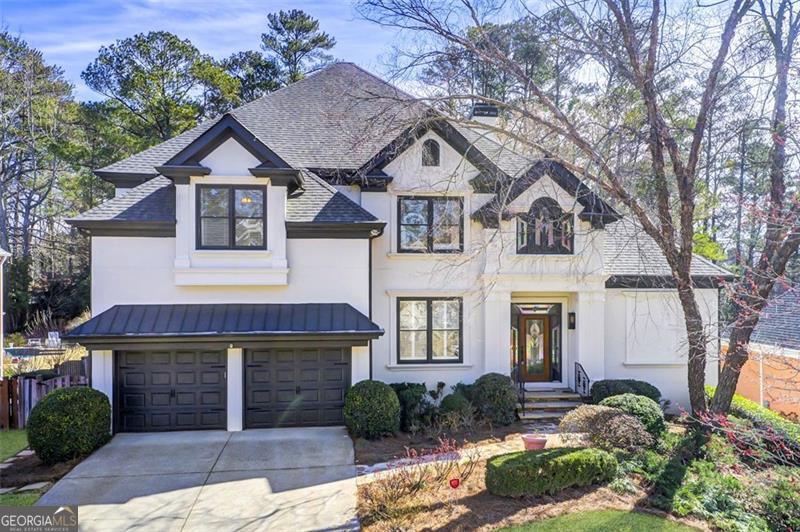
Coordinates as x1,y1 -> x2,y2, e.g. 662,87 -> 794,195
520,315 -> 550,382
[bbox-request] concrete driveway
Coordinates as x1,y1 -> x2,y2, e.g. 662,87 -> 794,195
37,427 -> 358,532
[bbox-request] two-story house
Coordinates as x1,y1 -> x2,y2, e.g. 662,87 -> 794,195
66,63 -> 730,433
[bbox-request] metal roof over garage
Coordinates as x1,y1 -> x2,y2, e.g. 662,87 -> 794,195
66,303 -> 383,346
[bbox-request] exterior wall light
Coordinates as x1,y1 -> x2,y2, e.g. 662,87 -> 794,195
568,312 -> 576,330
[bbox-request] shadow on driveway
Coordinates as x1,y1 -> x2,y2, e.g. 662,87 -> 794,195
37,427 -> 358,531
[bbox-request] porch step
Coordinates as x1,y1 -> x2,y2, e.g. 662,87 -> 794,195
524,392 -> 583,402
519,409 -> 574,421
518,400 -> 583,410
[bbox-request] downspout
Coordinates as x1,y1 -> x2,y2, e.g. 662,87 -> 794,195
368,230 -> 381,380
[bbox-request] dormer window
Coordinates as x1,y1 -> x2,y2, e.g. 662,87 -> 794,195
197,185 -> 266,250
421,139 -> 440,166
516,197 -> 573,255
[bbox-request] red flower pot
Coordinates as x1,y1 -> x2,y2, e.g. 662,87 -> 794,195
522,434 -> 548,450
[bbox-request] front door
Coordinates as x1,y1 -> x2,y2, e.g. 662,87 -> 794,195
519,315 -> 551,382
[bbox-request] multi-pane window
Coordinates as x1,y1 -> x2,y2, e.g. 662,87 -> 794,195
398,196 -> 463,253
197,185 -> 266,249
398,298 -> 462,363
516,197 -> 573,255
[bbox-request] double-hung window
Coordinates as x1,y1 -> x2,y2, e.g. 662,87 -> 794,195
197,185 -> 266,250
397,297 -> 462,363
398,196 -> 463,253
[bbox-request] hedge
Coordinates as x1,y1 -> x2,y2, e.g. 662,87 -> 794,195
591,379 -> 662,404
344,380 -> 400,439
485,447 -> 618,497
389,382 -> 433,432
27,387 -> 111,465
706,386 -> 799,443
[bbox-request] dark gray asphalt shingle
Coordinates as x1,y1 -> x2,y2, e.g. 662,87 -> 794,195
100,63 -> 418,174
604,218 -> 731,277
748,289 -> 800,350
66,303 -> 383,339
69,172 -> 377,226
69,176 -> 175,222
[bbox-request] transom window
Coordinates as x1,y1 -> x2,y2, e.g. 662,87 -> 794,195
422,139 -> 440,166
398,196 -> 463,253
398,297 -> 462,363
197,185 -> 266,250
516,197 -> 573,255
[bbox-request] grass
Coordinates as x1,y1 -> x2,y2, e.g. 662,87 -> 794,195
0,429 -> 28,461
0,490 -> 42,507
502,510 -> 698,531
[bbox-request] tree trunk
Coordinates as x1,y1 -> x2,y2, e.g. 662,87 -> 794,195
676,277 -> 710,412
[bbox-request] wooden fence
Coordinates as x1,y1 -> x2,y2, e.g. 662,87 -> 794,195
1,374 -> 88,429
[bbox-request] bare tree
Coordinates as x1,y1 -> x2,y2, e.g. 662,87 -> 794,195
354,0 -> 794,413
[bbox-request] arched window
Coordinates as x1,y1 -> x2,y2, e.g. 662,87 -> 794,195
421,139 -> 440,166
516,197 -> 573,254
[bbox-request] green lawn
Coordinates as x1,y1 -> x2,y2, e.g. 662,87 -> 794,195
502,510 -> 697,532
0,490 -> 41,507
0,429 -> 28,461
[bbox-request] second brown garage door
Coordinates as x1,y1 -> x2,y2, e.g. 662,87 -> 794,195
244,347 -> 350,428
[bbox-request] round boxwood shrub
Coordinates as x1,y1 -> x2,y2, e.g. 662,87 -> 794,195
486,447 -> 618,497
558,405 -> 622,434
472,373 -> 517,425
439,392 -> 473,417
590,379 -> 661,404
343,380 -> 400,439
599,393 -> 666,436
27,387 -> 111,465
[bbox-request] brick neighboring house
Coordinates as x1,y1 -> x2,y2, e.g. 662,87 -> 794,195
726,288 -> 800,418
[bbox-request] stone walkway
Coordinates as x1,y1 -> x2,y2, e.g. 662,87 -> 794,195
0,448 -> 52,495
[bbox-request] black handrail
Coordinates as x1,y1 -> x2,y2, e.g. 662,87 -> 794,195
574,362 -> 591,399
511,359 -> 525,409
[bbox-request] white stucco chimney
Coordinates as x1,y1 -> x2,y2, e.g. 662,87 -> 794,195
470,102 -> 500,141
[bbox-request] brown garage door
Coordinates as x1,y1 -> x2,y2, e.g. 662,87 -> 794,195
115,350 -> 227,432
244,347 -> 350,428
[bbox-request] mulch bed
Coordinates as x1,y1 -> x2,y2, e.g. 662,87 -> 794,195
358,460 -> 709,531
354,423 -> 526,465
0,454 -> 80,488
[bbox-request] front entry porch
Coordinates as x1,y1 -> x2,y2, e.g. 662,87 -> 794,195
504,295 -> 599,421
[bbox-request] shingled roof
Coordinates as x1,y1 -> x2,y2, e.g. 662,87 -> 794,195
604,218 -> 732,284
68,171 -> 381,235
99,63 -> 417,174
746,289 -> 800,350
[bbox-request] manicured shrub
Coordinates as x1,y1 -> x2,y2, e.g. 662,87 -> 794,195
471,373 -> 517,425
439,392 -> 473,417
452,382 -> 475,403
763,479 -> 800,532
344,380 -> 400,439
599,393 -> 666,436
390,382 -> 434,432
27,387 -> 111,465
591,413 -> 654,452
558,404 -> 621,433
591,379 -> 661,404
485,447 -> 618,497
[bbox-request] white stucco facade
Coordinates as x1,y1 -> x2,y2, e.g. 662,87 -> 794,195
87,127 -> 723,425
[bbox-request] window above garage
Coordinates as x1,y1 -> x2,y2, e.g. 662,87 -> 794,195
197,185 -> 266,250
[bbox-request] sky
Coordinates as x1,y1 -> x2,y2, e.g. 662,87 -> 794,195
0,0 -> 400,101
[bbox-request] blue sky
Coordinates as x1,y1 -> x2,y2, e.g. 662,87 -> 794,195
0,0 -> 399,101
